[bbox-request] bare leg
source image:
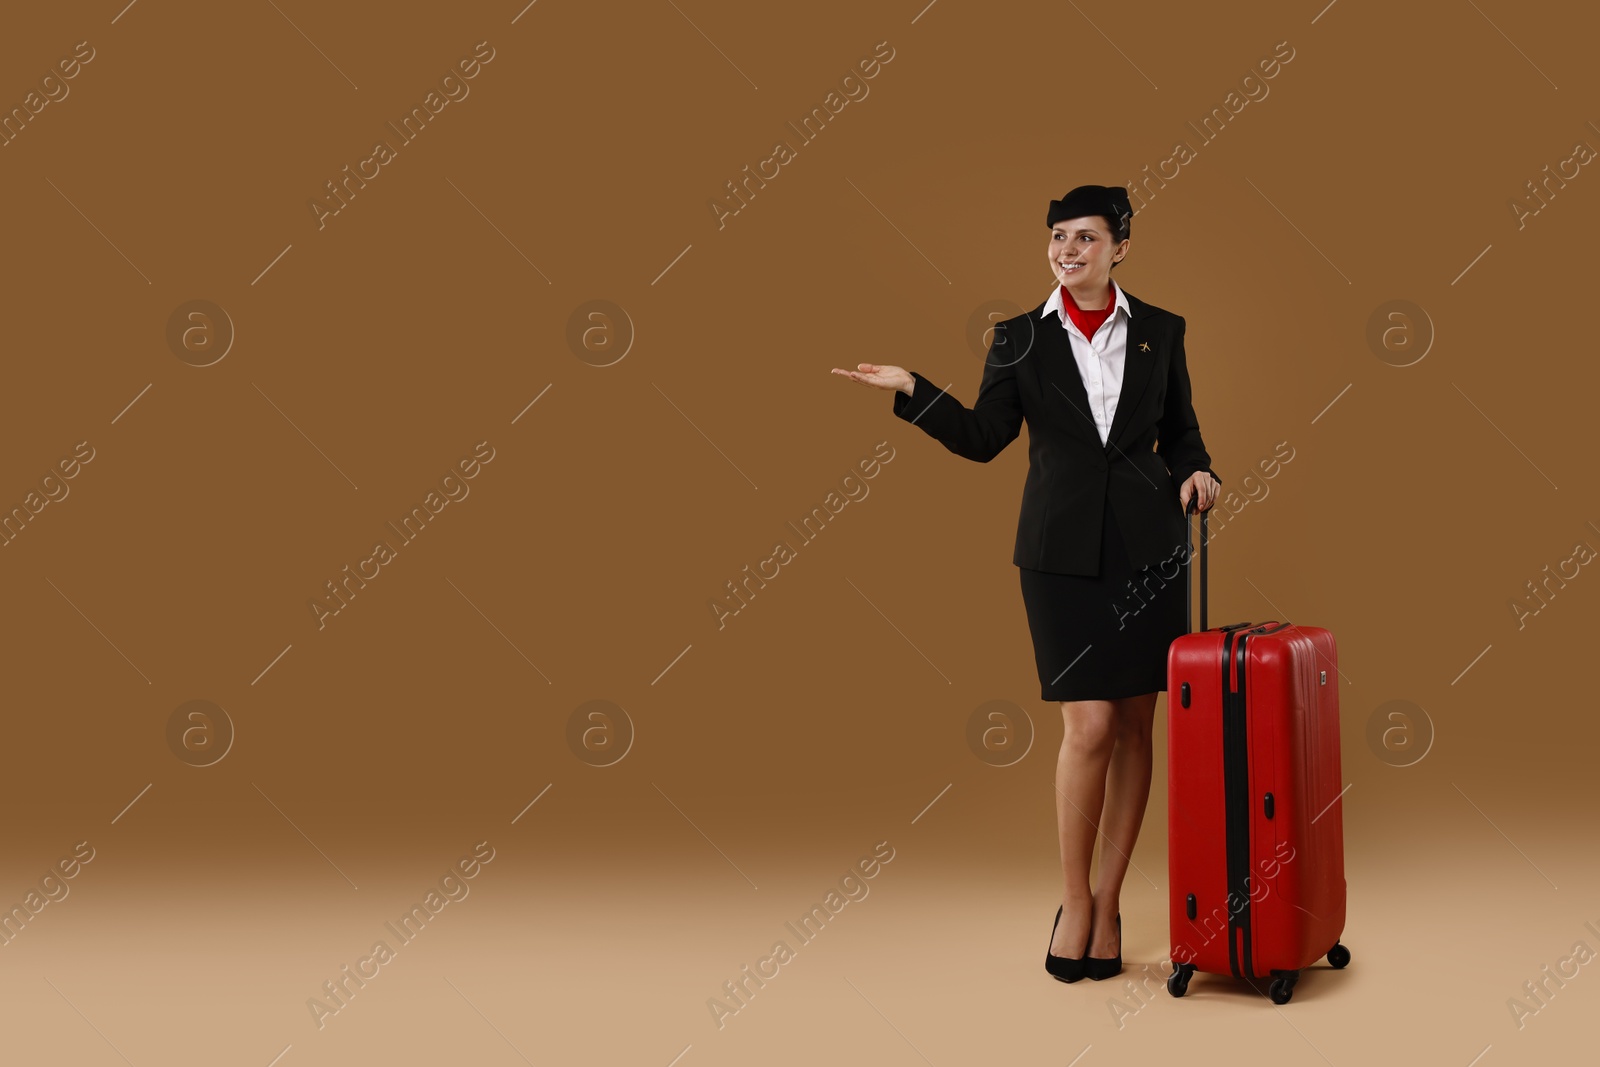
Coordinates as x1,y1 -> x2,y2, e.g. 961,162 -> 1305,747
1051,699 -> 1117,957
1088,690 -> 1159,957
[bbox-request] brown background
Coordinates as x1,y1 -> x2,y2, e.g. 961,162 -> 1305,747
2,1 -> 1596,1064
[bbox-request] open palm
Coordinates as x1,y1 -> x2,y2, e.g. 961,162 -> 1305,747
832,362 -> 912,394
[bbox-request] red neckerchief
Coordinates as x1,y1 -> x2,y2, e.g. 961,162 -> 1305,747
1061,281 -> 1116,340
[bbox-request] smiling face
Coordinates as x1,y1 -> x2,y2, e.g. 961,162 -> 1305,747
1048,216 -> 1129,303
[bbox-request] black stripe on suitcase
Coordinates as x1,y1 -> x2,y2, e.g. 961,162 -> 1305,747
1224,628 -> 1256,981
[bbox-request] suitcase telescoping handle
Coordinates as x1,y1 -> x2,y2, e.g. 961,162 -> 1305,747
1182,499 -> 1255,634
1183,498 -> 1208,633
1184,502 -> 1254,633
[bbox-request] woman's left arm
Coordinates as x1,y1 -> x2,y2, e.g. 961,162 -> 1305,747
1155,316 -> 1222,506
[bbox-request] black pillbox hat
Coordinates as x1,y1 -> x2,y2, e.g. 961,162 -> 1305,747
1047,185 -> 1134,230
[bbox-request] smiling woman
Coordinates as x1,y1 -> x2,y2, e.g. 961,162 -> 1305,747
833,183 -> 1223,984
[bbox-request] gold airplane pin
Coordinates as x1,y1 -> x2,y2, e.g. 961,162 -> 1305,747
1139,341 -> 1151,352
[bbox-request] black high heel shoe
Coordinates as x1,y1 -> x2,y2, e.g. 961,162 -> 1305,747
1044,905 -> 1088,983
1085,913 -> 1122,981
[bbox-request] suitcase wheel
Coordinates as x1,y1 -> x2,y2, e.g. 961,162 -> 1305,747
1327,942 -> 1351,969
1268,973 -> 1298,1004
1166,962 -> 1195,998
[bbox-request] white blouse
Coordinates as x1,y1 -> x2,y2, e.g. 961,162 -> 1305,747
1038,278 -> 1131,447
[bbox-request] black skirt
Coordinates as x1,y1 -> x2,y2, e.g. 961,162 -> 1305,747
1018,499 -> 1186,702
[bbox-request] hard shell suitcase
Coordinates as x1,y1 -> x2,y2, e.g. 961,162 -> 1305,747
1164,502 -> 1350,1004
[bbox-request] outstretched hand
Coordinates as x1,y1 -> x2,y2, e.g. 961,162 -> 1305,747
832,363 -> 914,396
1179,471 -> 1221,513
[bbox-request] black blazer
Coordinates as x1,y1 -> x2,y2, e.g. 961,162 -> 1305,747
892,289 -> 1220,576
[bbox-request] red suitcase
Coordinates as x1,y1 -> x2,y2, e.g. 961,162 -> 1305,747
1164,503 -> 1350,1004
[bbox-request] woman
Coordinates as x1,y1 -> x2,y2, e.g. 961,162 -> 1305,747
832,185 -> 1221,984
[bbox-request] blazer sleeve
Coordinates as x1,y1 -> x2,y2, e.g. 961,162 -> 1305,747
1156,316 -> 1222,487
890,321 -> 1023,463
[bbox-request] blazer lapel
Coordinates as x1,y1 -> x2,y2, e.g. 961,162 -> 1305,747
1032,311 -> 1101,446
1031,291 -> 1157,452
1103,296 -> 1156,453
